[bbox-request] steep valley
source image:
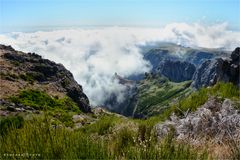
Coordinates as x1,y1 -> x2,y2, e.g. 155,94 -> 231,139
0,44 -> 239,159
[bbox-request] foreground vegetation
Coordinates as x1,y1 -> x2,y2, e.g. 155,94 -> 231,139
0,114 -> 208,159
0,82 -> 239,159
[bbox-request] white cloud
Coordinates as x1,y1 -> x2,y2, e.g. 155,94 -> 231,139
0,23 -> 239,106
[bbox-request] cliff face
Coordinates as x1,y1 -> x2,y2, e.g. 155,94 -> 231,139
143,48 -> 178,72
0,45 -> 91,112
192,47 -> 240,89
158,60 -> 196,82
141,43 -> 228,83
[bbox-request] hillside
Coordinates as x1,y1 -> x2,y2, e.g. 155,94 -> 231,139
103,46 -> 239,118
0,44 -> 239,159
120,74 -> 192,118
0,45 -> 91,113
141,43 -> 228,72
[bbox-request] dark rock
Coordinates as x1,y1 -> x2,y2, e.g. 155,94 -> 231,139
0,45 -> 15,51
0,44 -> 91,113
231,47 -> 240,62
7,106 -> 16,112
158,60 -> 196,82
184,51 -> 214,66
143,49 -> 179,72
192,47 -> 240,88
3,52 -> 25,62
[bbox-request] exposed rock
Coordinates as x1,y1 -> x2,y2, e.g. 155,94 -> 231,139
192,47 -> 240,88
158,60 -> 196,82
183,51 -> 215,66
0,44 -> 91,112
114,73 -> 135,87
155,98 -> 240,144
231,47 -> 240,62
143,48 -> 179,73
142,43 -> 228,73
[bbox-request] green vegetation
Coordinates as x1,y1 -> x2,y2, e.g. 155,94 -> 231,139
81,115 -> 122,135
1,82 -> 239,159
9,89 -> 79,112
61,78 -> 71,88
0,114 -> 208,159
0,71 -> 45,83
8,89 -> 81,127
10,61 -> 21,66
210,82 -> 240,99
134,75 -> 192,117
0,116 -> 24,135
160,82 -> 240,119
0,72 -> 19,81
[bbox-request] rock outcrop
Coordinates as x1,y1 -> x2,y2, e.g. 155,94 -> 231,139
155,97 -> 240,144
158,60 -> 196,82
143,43 -> 227,72
192,47 -> 240,88
183,51 -> 215,66
0,45 -> 91,112
143,48 -> 179,73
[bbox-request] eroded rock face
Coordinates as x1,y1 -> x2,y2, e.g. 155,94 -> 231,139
143,49 -> 179,72
0,45 -> 91,112
192,47 -> 240,88
155,98 -> 240,144
158,60 -> 196,82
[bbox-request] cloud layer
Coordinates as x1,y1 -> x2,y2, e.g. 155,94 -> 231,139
0,23 -> 239,106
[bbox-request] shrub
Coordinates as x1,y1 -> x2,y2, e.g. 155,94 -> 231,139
61,79 -> 70,88
19,73 -> 34,84
9,89 -> 79,112
0,116 -> 24,135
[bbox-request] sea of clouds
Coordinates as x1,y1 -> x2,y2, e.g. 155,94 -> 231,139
0,22 -> 239,106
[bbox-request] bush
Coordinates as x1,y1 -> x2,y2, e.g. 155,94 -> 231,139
9,89 -> 79,112
0,116 -> 24,135
19,73 -> 34,84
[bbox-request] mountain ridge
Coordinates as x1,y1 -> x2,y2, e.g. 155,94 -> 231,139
0,44 -> 91,113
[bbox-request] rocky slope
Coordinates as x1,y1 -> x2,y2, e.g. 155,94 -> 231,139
143,43 -> 228,68
156,97 -> 240,142
158,60 -> 196,82
106,73 -> 192,118
105,46 -> 238,118
0,44 -> 239,159
155,97 -> 240,158
0,44 -> 91,112
192,47 -> 240,88
138,43 -> 229,83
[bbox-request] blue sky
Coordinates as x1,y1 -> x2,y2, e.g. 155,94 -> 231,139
0,0 -> 239,32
